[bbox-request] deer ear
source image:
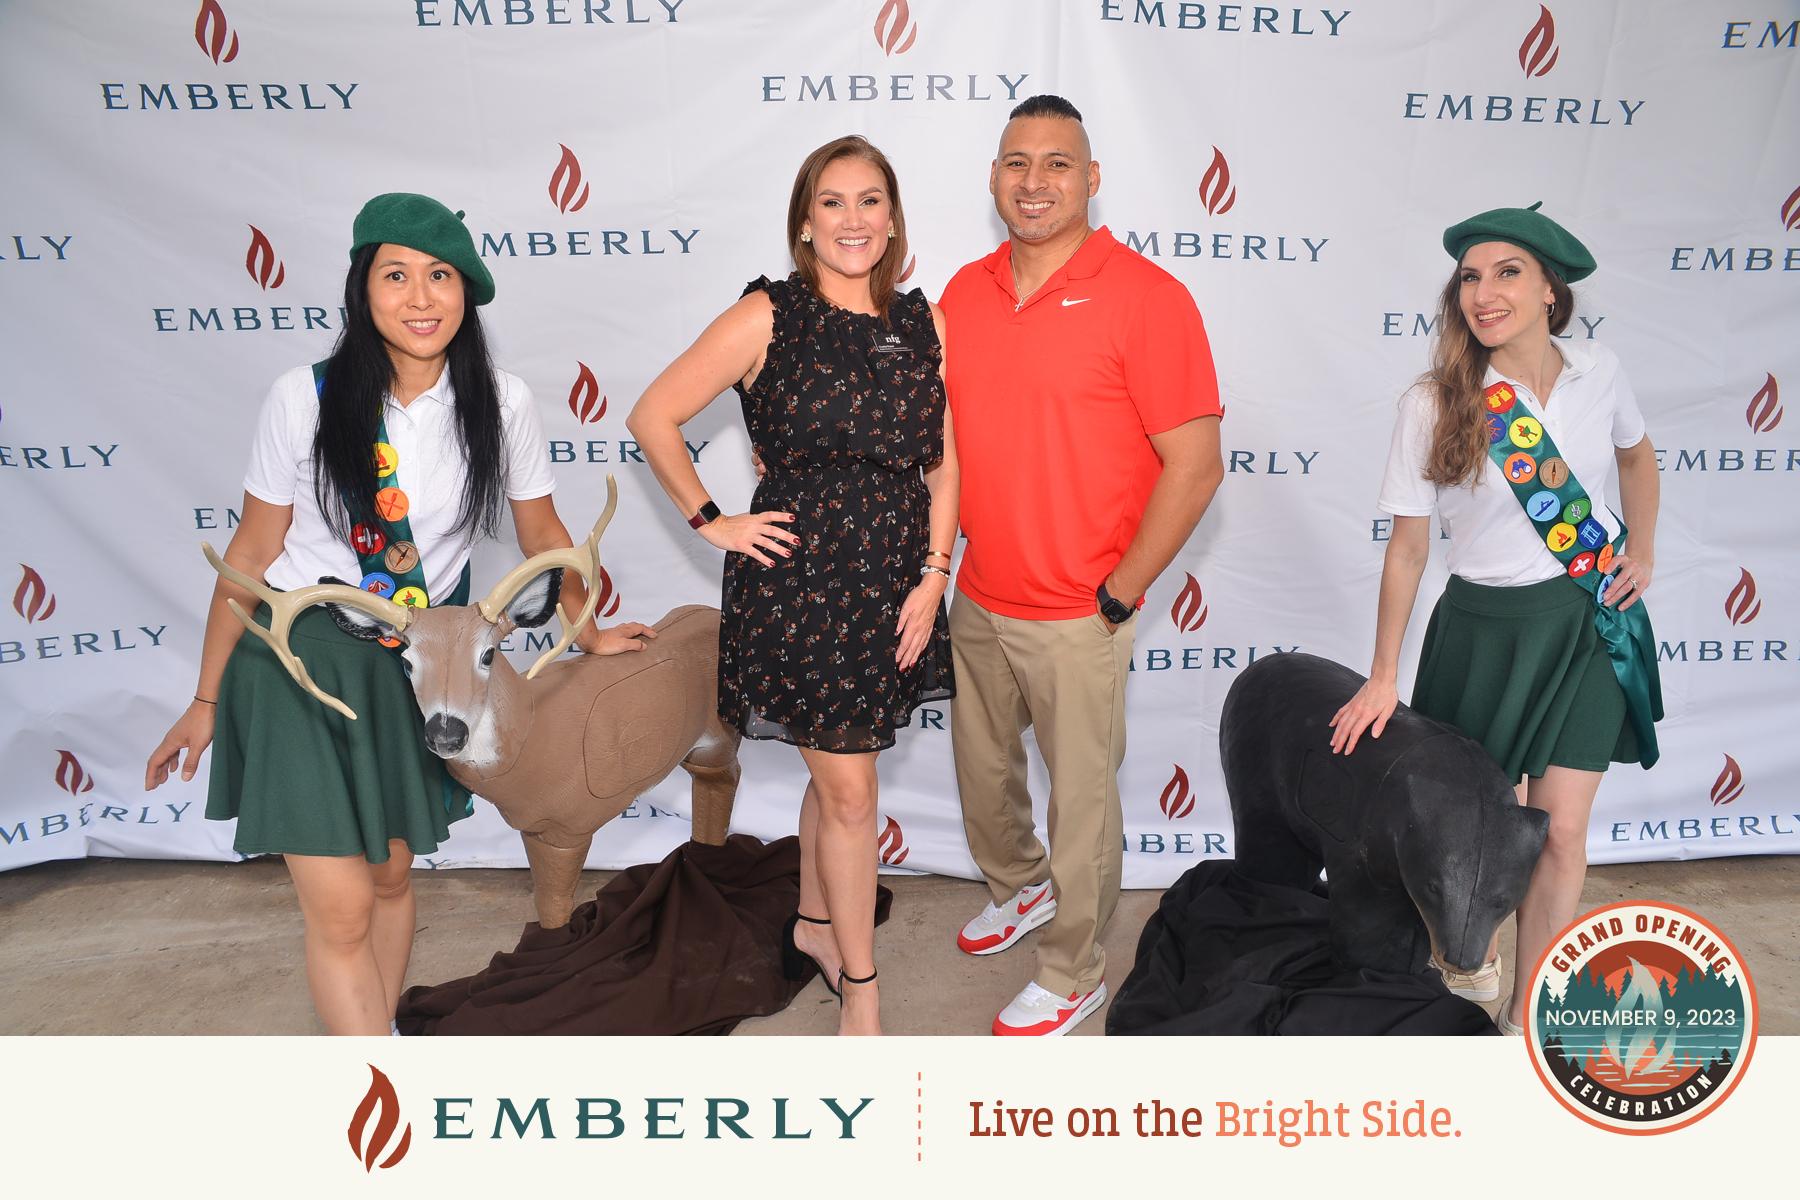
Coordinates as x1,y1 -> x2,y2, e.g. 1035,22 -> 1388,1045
505,567 -> 563,630
317,576 -> 405,642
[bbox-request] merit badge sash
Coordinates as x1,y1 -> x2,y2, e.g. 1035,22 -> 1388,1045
314,361 -> 472,817
1483,380 -> 1661,766
312,361 -> 470,625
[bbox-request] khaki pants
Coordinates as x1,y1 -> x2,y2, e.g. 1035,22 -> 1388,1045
950,591 -> 1136,995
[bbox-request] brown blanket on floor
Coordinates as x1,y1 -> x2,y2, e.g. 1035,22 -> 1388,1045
397,834 -> 891,1035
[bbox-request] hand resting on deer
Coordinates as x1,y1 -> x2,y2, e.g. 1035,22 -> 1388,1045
201,476 -> 740,928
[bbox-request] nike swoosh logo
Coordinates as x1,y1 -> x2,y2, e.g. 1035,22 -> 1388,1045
1018,888 -> 1051,914
1061,297 -> 1090,307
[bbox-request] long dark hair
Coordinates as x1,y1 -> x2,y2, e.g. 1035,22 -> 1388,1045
312,243 -> 506,545
1422,251 -> 1574,488
786,134 -> 909,322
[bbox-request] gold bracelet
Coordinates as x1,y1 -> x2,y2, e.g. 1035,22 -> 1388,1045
925,550 -> 952,562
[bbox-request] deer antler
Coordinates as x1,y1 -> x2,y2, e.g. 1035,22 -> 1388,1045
477,475 -> 619,680
201,544 -> 417,721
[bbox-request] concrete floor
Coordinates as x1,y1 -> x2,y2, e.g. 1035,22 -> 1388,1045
1,854 -> 1793,1035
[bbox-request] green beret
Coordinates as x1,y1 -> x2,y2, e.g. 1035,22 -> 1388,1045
350,193 -> 495,305
1442,201 -> 1595,283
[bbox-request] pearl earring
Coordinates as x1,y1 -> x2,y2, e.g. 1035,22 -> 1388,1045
801,231 -> 812,243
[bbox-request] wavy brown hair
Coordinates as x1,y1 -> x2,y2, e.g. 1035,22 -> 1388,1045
1423,250 -> 1575,487
786,134 -> 908,322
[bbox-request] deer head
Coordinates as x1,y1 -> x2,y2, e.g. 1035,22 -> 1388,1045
203,478 -> 618,770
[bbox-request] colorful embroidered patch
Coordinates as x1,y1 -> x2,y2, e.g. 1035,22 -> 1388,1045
1504,452 -> 1538,484
384,541 -> 420,576
1562,497 -> 1591,524
351,523 -> 387,556
1509,415 -> 1544,450
1596,544 -> 1615,574
374,442 -> 398,479
1547,522 -> 1578,553
1484,383 -> 1517,414
1526,490 -> 1562,522
392,586 -> 429,609
1538,457 -> 1570,488
358,572 -> 396,598
1577,518 -> 1609,550
1486,413 -> 1508,444
375,487 -> 410,522
1568,551 -> 1596,578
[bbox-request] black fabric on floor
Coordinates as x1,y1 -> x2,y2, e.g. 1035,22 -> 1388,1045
1105,861 -> 1497,1036
398,833 -> 890,1035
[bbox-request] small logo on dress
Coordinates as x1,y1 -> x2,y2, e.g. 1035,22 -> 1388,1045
1519,5 -> 1560,78
548,144 -> 591,214
348,1064 -> 412,1171
245,225 -> 286,290
872,333 -> 910,355
1061,297 -> 1090,307
1198,146 -> 1237,217
194,0 -> 240,64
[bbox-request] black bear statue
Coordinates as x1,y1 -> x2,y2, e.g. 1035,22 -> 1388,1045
1219,652 -> 1548,975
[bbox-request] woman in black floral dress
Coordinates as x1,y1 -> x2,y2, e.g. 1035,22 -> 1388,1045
627,135 -> 956,1035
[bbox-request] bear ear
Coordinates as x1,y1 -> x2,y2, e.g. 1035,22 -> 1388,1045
1505,800 -> 1550,859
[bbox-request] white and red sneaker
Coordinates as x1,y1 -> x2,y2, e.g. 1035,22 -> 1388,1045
992,981 -> 1107,1037
956,880 -> 1056,956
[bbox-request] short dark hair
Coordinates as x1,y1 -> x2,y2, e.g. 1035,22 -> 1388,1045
1009,94 -> 1082,123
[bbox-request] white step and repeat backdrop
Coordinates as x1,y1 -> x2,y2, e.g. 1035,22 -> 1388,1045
2,1 -> 1795,883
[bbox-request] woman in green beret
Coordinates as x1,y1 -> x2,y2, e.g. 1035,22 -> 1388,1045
144,193 -> 651,1035
1329,203 -> 1663,1034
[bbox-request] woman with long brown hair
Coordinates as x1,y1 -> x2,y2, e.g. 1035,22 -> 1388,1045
1328,204 -> 1663,1033
627,136 -> 957,1035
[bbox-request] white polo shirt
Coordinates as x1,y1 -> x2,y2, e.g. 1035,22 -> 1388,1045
1377,340 -> 1647,587
244,363 -> 555,599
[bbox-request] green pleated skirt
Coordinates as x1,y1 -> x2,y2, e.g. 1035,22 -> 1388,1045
205,604 -> 473,863
1412,574 -> 1641,782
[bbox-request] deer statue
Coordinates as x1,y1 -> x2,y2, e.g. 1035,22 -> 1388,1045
202,476 -> 740,928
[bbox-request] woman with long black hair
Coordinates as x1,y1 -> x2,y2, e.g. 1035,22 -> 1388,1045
144,193 -> 649,1035
1329,204 -> 1663,1034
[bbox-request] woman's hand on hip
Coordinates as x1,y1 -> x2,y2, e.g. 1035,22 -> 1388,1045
1603,553 -> 1652,611
896,573 -> 947,670
144,701 -> 216,790
699,510 -> 798,566
1328,676 -> 1399,755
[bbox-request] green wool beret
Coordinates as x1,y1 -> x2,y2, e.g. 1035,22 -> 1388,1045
350,193 -> 495,305
1442,201 -> 1595,283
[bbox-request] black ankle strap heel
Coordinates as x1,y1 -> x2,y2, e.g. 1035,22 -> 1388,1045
781,912 -> 840,998
837,967 -> 877,1006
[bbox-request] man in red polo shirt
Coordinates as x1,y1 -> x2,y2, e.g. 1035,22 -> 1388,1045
941,95 -> 1224,1036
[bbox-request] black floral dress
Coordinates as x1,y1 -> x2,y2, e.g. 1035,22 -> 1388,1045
718,274 -> 954,753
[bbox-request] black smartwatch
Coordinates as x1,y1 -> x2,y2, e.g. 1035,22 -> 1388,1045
1096,579 -> 1135,625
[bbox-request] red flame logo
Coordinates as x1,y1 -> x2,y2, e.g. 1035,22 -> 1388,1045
54,750 -> 96,796
1746,373 -> 1782,433
1169,572 -> 1208,633
244,225 -> 286,290
1197,147 -> 1237,217
348,1064 -> 412,1172
13,565 -> 56,623
194,0 -> 240,64
1709,754 -> 1744,807
593,565 -> 622,619
548,144 -> 591,214
1159,765 -> 1194,820
874,0 -> 918,55
877,815 -> 909,865
568,362 -> 606,424
1724,568 -> 1761,626
899,254 -> 916,284
1781,184 -> 1800,232
1518,5 -> 1559,77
